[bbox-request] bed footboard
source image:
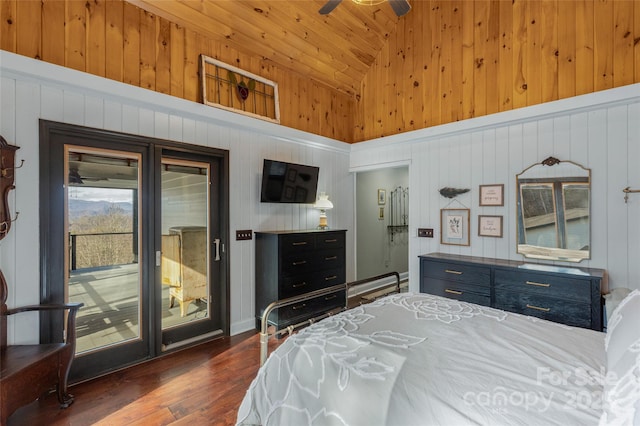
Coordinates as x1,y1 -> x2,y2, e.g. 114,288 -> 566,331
259,271 -> 400,365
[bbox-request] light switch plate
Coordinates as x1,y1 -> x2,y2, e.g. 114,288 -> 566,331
418,228 -> 434,238
236,230 -> 253,240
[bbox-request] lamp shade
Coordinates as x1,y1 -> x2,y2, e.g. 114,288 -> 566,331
314,192 -> 333,229
314,192 -> 333,210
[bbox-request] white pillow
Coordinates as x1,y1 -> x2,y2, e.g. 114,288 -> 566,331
601,290 -> 640,425
606,290 -> 640,366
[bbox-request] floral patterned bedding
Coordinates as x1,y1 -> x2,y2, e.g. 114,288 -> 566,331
237,292 -> 605,426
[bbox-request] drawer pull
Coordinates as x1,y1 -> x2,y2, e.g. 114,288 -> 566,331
325,295 -> 337,301
292,260 -> 307,266
525,281 -> 550,288
325,239 -> 338,243
325,275 -> 338,281
292,241 -> 308,246
292,303 -> 306,310
445,269 -> 463,275
526,304 -> 550,312
325,256 -> 338,261
292,282 -> 307,288
445,289 -> 463,295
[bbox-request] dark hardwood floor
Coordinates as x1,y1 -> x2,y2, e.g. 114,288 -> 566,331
7,285 -> 404,425
7,330 -> 274,426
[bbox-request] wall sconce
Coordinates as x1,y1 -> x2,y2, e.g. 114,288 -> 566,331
314,192 -> 334,230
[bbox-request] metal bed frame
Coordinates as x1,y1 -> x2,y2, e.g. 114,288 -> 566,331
259,271 -> 401,365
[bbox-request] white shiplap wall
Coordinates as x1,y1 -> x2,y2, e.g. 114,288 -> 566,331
0,51 -> 353,343
351,84 -> 640,294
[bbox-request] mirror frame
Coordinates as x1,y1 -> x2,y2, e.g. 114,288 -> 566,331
516,156 -> 591,262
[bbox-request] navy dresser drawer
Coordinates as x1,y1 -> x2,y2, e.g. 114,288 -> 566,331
494,269 -> 591,303
280,233 -> 316,254
422,260 -> 491,288
427,279 -> 490,306
495,291 -> 592,328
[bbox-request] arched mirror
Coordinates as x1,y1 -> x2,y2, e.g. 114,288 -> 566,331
516,157 -> 590,262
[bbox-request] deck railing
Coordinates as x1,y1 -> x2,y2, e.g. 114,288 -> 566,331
69,232 -> 136,271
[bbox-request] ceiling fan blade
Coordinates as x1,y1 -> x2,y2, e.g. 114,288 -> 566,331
388,0 -> 411,17
319,0 -> 342,15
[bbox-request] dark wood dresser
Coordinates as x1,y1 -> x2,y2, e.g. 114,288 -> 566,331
419,252 -> 607,331
255,230 -> 347,330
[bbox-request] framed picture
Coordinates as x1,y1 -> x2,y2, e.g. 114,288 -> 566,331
478,215 -> 503,238
479,184 -> 504,206
378,189 -> 386,205
440,208 -> 470,246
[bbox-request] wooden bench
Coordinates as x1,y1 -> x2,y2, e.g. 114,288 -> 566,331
0,270 -> 83,424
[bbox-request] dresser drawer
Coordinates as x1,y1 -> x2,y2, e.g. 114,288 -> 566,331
317,248 -> 345,270
424,279 -> 490,306
316,232 -> 345,250
494,269 -> 591,303
422,260 -> 491,288
275,290 -> 346,326
495,291 -> 592,328
281,252 -> 318,276
280,267 -> 345,298
280,233 -> 316,254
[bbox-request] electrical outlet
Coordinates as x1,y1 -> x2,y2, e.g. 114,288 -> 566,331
418,228 -> 434,238
236,230 -> 253,240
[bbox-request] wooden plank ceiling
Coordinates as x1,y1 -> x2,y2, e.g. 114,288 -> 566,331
127,0 -> 402,96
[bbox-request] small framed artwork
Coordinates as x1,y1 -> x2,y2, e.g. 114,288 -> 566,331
378,189 -> 386,205
479,184 -> 504,206
478,215 -> 503,238
440,208 -> 470,246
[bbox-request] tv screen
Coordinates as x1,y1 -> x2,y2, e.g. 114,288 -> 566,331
260,159 -> 319,203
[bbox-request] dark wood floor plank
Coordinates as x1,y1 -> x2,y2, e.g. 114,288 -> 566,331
7,331 -> 266,426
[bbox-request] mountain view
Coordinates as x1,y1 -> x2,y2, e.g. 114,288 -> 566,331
68,199 -> 133,220
68,199 -> 135,270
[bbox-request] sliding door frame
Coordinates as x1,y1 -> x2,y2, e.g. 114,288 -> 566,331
39,120 -> 230,380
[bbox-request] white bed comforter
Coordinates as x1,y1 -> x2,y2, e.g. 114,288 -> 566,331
237,293 -> 605,426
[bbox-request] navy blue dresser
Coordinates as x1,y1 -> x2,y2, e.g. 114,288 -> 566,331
419,252 -> 606,331
255,230 -> 347,331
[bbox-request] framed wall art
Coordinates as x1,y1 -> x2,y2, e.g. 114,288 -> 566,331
440,208 -> 470,246
479,184 -> 504,206
378,189 -> 386,205
478,215 -> 503,238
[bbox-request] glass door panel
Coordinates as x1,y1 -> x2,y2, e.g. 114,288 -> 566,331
161,159 -> 210,330
65,147 -> 142,354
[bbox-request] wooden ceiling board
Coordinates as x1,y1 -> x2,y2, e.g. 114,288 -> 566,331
127,0 -> 402,96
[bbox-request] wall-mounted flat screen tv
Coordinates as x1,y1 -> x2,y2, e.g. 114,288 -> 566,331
260,159 -> 319,203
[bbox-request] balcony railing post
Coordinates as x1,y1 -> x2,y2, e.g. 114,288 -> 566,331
70,234 -> 77,271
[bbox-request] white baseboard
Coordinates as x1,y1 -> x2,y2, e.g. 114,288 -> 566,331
231,318 -> 257,336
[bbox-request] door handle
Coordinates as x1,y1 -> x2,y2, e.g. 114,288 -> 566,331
213,238 -> 221,261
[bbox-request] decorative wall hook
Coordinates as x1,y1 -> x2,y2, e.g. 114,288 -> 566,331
0,212 -> 19,235
1,159 -> 24,179
0,135 -> 20,241
623,187 -> 640,203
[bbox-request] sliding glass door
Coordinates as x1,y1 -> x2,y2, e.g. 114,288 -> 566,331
40,121 -> 228,382
158,150 -> 224,349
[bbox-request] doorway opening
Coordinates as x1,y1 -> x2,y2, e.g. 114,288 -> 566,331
355,166 -> 409,292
